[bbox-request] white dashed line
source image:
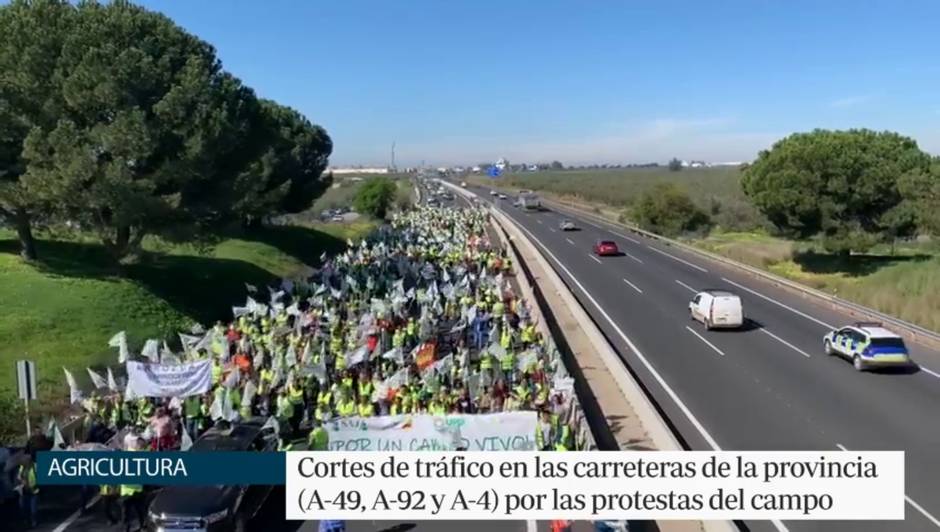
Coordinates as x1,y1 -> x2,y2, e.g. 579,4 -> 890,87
510,219 -> 723,450
836,443 -> 940,529
624,252 -> 643,263
760,328 -> 812,358
647,246 -> 709,273
549,228 -> 556,233
685,326 -> 725,356
917,365 -> 940,380
622,277 -> 643,294
565,238 -> 575,245
614,231 -> 642,244
675,279 -> 697,293
721,277 -> 835,329
536,219 -> 542,224
588,254 -> 602,264
53,495 -> 100,532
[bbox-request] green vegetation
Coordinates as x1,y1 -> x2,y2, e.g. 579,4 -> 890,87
500,166 -> 765,232
742,129 -> 931,254
695,231 -> 940,332
0,0 -> 332,263
354,177 -> 398,219
633,183 -> 710,237
0,220 -> 374,442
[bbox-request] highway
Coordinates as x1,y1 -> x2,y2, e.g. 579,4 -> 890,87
465,184 -> 940,532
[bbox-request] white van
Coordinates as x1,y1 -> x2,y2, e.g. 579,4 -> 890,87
689,290 -> 744,330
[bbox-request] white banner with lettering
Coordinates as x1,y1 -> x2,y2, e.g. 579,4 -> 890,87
325,412 -> 537,452
125,359 -> 212,399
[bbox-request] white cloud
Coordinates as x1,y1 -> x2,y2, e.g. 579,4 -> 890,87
830,95 -> 872,108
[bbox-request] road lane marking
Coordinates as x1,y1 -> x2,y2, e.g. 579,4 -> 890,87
588,254 -> 602,264
624,251 -> 643,263
647,246 -> 709,273
511,220 -> 724,450
721,277 -> 835,330
837,443 -> 940,529
675,279 -> 697,293
549,228 -> 556,232
566,238 -> 575,245
536,219 -> 542,224
685,326 -> 725,356
622,277 -> 643,294
917,365 -> 940,380
760,328 -> 812,358
53,495 -> 100,532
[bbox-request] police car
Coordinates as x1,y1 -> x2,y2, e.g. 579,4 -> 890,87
823,322 -> 911,371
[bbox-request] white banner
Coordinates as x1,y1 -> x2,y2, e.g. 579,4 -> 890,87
124,359 -> 212,399
325,412 -> 537,452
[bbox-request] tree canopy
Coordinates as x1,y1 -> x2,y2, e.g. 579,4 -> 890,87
633,183 -> 710,237
0,0 -> 332,262
741,129 -> 932,253
354,177 -> 397,219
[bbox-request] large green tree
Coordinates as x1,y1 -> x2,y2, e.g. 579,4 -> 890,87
0,0 -> 74,260
354,177 -> 397,219
230,99 -> 332,226
898,160 -> 940,237
19,0 -> 258,261
741,129 -> 932,253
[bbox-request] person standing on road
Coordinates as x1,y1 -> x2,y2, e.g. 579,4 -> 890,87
16,454 -> 39,529
121,437 -> 148,532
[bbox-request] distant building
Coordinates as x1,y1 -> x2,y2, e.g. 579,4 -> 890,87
526,164 -> 538,171
328,167 -> 390,175
495,158 -> 508,171
471,166 -> 481,173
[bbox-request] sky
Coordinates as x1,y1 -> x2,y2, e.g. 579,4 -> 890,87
138,0 -> 940,167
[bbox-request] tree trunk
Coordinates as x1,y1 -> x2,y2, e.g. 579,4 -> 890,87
14,209 -> 37,261
105,225 -> 145,265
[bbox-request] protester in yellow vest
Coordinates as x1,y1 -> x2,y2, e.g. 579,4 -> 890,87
121,438 -> 147,532
17,457 -> 39,528
308,421 -> 329,451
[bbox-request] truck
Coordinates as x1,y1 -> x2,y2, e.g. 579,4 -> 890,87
518,191 -> 542,211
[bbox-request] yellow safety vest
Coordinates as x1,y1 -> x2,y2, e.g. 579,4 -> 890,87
358,402 -> 374,417
119,449 -> 143,496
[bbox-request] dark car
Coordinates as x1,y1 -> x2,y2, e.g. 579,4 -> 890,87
146,419 -> 278,532
593,240 -> 619,256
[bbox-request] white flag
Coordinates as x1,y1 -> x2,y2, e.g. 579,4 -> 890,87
242,379 -> 258,407
63,368 -> 81,404
107,367 -> 119,392
86,368 -> 106,389
331,287 -> 342,300
223,368 -> 240,389
180,426 -> 194,451
381,347 -> 403,364
347,345 -> 369,367
209,393 -> 223,420
141,339 -> 160,363
53,424 -> 65,449
261,416 -> 280,435
108,331 -> 129,363
245,282 -> 258,294
384,367 -> 409,389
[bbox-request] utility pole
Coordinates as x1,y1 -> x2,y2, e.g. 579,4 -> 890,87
390,141 -> 396,172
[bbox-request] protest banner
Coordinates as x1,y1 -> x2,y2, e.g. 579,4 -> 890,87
125,359 -> 212,399
325,412 -> 537,452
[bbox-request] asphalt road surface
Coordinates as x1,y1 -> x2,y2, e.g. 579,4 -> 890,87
465,183 -> 940,532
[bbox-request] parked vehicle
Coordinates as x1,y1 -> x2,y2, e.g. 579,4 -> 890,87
689,290 -> 744,330
146,419 -> 278,532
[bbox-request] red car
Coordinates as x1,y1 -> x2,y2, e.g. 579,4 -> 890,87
593,240 -> 619,256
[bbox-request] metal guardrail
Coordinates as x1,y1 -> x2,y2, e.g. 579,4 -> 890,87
545,197 -> 940,349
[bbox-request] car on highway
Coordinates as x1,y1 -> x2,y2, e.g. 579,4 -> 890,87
147,419 -> 279,532
498,193 -> 508,200
489,190 -> 498,196
460,181 -> 467,187
823,322 -> 912,371
559,219 -> 577,231
689,290 -> 744,330
592,240 -> 619,256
